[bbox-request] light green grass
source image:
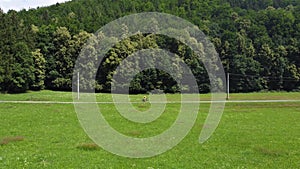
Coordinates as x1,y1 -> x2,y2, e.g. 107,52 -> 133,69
0,92 -> 300,168
0,90 -> 299,102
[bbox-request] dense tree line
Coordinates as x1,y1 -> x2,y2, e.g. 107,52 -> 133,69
0,0 -> 299,93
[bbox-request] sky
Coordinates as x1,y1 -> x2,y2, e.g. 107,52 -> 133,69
0,0 -> 71,12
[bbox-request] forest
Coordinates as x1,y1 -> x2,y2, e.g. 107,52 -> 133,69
0,0 -> 299,93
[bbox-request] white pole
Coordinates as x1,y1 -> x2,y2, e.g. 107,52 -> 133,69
227,73 -> 230,100
77,72 -> 80,100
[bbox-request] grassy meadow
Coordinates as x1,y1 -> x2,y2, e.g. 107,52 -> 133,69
0,91 -> 299,168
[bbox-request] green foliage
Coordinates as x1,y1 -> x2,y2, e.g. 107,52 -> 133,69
0,42 -> 34,93
0,0 -> 299,93
48,28 -> 92,90
31,49 -> 46,90
10,42 -> 35,93
0,9 -> 35,93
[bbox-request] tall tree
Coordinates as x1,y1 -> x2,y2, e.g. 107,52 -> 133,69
31,49 -> 46,90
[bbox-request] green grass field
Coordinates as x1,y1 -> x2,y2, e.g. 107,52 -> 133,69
0,91 -> 300,168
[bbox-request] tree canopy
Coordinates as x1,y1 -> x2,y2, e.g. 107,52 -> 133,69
0,0 -> 299,93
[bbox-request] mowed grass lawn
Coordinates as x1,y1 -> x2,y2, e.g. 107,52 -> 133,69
0,91 -> 299,168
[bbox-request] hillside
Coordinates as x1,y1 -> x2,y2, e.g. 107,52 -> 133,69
0,0 -> 299,93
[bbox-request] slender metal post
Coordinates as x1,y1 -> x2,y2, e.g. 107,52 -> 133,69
227,73 -> 230,100
77,72 -> 80,100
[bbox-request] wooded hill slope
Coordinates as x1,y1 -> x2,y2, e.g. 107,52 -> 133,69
0,0 -> 299,93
